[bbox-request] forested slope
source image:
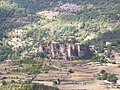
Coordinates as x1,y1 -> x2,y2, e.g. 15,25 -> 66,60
0,0 -> 120,61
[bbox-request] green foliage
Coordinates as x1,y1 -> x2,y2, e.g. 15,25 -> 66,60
25,65 -> 41,74
25,79 -> 32,84
80,21 -> 85,29
90,26 -> 120,53
0,45 -> 12,61
59,13 -> 79,21
99,27 -> 120,41
98,70 -> 108,80
102,73 -> 108,80
107,74 -> 118,83
95,55 -> 106,64
0,0 -> 120,61
97,70 -> 118,83
53,81 -> 58,85
30,83 -> 59,90
111,61 -> 116,64
10,80 -> 15,83
2,80 -> 7,85
68,69 -> 74,73
0,82 -> 59,90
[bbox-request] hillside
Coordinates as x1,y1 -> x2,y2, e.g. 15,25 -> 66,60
0,0 -> 120,61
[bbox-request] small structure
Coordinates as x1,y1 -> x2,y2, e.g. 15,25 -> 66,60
105,42 -> 111,46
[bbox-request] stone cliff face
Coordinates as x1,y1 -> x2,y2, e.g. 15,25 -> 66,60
39,42 -> 91,60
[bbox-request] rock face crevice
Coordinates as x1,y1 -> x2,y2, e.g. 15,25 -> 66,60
39,37 -> 92,60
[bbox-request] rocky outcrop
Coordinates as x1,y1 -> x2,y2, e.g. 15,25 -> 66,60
39,36 -> 92,60
39,42 -> 91,60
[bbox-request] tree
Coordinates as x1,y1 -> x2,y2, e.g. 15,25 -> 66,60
102,73 -> 108,80
98,70 -> 108,80
25,79 -> 32,84
98,55 -> 106,64
98,40 -> 104,53
107,74 -> 118,83
68,69 -> 74,73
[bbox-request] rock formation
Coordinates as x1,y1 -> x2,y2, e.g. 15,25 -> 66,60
39,36 -> 92,60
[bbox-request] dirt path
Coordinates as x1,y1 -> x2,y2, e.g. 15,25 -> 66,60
57,80 -> 105,90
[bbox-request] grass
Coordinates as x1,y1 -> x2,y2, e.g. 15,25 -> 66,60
42,19 -> 79,30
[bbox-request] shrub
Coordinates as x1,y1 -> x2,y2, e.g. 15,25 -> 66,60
100,70 -> 106,74
68,69 -> 74,73
2,80 -> 7,85
53,81 -> 57,85
111,61 -> 116,64
102,73 -> 108,80
107,74 -> 118,83
25,79 -> 32,84
97,74 -> 102,80
10,80 -> 15,83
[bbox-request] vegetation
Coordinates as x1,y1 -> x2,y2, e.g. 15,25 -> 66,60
11,58 -> 54,74
0,0 -> 119,61
0,0 -> 119,89
97,70 -> 118,83
93,55 -> 107,64
68,69 -> 74,73
107,74 -> 118,83
0,81 -> 59,90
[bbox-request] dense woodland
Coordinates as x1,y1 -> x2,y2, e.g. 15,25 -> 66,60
0,0 -> 120,60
